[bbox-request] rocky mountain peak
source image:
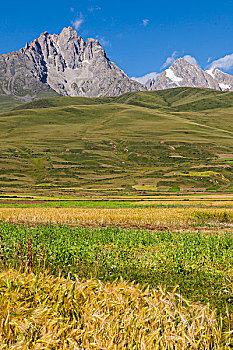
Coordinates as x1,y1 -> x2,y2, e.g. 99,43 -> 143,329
173,57 -> 190,65
86,37 -> 99,43
61,26 -> 77,35
168,58 -> 198,72
146,57 -> 220,91
3,27 -> 233,99
205,67 -> 233,91
59,26 -> 81,43
0,27 -> 145,99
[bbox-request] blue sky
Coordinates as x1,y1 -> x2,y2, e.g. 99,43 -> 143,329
1,0 -> 233,77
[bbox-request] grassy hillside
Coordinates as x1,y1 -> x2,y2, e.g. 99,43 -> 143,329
0,95 -> 23,113
12,95 -> 112,110
0,91 -> 59,113
0,87 -> 233,194
112,88 -> 224,110
13,87 -> 233,112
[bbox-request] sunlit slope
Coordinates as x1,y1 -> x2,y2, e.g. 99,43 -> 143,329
2,103 -> 233,145
0,97 -> 233,193
113,88 -> 223,110
10,87 -> 233,113
0,90 -> 59,113
114,87 -> 233,112
0,95 -> 23,113
12,96 -> 112,111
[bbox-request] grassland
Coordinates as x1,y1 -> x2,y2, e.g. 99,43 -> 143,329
0,87 -> 233,195
0,87 -> 233,347
0,95 -> 23,113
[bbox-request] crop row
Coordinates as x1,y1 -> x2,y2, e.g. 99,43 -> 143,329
0,221 -> 232,316
0,207 -> 233,228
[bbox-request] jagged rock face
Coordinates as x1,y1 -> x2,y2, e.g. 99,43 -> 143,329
3,29 -> 233,100
0,47 -> 54,100
206,68 -> 233,91
0,27 -> 145,99
146,58 -> 220,91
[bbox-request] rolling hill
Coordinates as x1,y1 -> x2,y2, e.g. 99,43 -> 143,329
0,87 -> 233,195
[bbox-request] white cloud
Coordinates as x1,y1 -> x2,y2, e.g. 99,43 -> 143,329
142,19 -> 149,27
70,7 -> 74,13
183,55 -> 198,65
88,6 -> 101,12
208,53 -> 233,71
208,56 -> 215,63
131,72 -> 158,84
96,35 -> 111,47
71,13 -> 84,30
161,51 -> 178,70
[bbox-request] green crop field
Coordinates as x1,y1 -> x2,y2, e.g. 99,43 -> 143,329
0,221 -> 232,314
0,87 -> 233,195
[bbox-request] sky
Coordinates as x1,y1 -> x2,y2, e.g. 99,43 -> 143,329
1,0 -> 233,78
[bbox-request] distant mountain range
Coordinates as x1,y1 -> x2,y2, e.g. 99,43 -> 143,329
1,27 -> 233,101
140,58 -> 233,92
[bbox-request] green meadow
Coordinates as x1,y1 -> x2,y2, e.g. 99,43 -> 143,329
0,87 -> 233,195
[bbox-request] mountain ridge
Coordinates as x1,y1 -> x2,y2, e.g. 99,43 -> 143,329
0,27 -> 145,100
141,58 -> 233,92
1,27 -> 233,101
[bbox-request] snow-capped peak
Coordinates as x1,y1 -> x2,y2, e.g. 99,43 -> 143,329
206,69 -> 215,78
165,68 -> 183,83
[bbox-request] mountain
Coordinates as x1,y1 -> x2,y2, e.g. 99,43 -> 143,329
145,58 -> 233,92
145,58 -> 220,90
206,68 -> 233,91
0,45 -> 56,100
0,27 -> 145,100
2,28 -> 233,101
131,72 -> 158,84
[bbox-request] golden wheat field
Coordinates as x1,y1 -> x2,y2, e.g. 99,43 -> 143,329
0,269 -> 232,349
0,207 -> 232,228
